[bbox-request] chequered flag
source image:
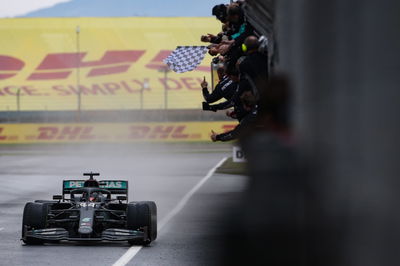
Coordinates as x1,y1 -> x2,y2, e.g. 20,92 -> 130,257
163,46 -> 208,73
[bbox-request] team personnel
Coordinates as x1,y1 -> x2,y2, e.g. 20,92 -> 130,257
201,67 -> 236,104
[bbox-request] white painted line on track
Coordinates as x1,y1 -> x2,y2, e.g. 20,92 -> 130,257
112,157 -> 228,266
158,157 -> 228,231
0,228 -> 4,232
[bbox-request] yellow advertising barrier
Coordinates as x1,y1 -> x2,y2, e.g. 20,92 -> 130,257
0,122 -> 237,143
0,17 -> 220,111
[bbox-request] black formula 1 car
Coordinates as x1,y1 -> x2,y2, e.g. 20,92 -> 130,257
21,172 -> 157,245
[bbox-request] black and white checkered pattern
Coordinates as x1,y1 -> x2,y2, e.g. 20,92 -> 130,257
163,46 -> 208,73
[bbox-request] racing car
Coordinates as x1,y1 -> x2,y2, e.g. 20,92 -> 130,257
21,172 -> 157,245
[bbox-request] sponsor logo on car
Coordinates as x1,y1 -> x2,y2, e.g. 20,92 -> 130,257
102,181 -> 126,189
66,181 -> 84,188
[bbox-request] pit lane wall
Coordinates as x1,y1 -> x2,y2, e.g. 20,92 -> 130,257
0,17 -> 220,111
0,122 -> 237,143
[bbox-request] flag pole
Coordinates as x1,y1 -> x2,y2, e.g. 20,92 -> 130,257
76,25 -> 81,122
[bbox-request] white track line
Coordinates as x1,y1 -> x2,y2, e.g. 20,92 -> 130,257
0,228 -> 4,232
112,157 -> 227,266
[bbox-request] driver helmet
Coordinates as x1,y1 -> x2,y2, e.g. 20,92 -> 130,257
89,192 -> 99,202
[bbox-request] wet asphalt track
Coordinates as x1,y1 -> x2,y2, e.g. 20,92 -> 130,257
0,143 -> 247,266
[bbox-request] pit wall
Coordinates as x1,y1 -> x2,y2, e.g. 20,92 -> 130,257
0,122 -> 237,143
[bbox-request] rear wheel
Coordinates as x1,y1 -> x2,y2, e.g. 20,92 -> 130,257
126,201 -> 157,245
21,202 -> 49,245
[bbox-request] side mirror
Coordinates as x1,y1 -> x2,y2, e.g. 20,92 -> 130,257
53,195 -> 62,200
117,196 -> 127,201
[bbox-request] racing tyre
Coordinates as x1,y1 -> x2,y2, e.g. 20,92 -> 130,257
21,202 -> 49,245
126,201 -> 157,245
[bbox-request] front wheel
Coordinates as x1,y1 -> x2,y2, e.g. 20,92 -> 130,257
21,202 -> 49,245
126,201 -> 157,245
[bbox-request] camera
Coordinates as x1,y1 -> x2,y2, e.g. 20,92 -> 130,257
212,57 -> 220,64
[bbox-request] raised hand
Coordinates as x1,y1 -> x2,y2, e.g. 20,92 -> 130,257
210,130 -> 218,142
201,76 -> 208,89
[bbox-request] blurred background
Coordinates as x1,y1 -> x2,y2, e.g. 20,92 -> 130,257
227,1 -> 400,266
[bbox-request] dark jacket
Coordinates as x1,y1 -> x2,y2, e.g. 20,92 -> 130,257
209,78 -> 252,122
239,52 -> 269,98
202,76 -> 236,104
216,107 -> 257,142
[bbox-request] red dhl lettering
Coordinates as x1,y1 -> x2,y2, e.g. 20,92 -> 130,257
0,56 -> 25,80
222,125 -> 236,132
129,125 -> 191,139
0,50 -> 210,81
171,126 -> 190,139
37,126 -> 96,140
0,127 -> 7,140
0,77 -> 204,97
145,50 -> 173,70
29,50 -> 145,80
0,123 -> 237,143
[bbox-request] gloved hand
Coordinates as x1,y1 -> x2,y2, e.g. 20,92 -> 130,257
202,102 -> 217,112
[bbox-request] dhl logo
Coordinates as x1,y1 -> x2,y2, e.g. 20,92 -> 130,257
0,50 -> 209,81
33,125 -> 195,140
0,123 -> 237,143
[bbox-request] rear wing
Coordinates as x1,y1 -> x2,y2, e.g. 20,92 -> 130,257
62,180 -> 128,199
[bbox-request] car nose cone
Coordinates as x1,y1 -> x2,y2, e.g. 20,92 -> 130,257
78,226 -> 93,234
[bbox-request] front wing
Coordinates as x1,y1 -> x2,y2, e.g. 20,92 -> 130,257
22,226 -> 148,242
